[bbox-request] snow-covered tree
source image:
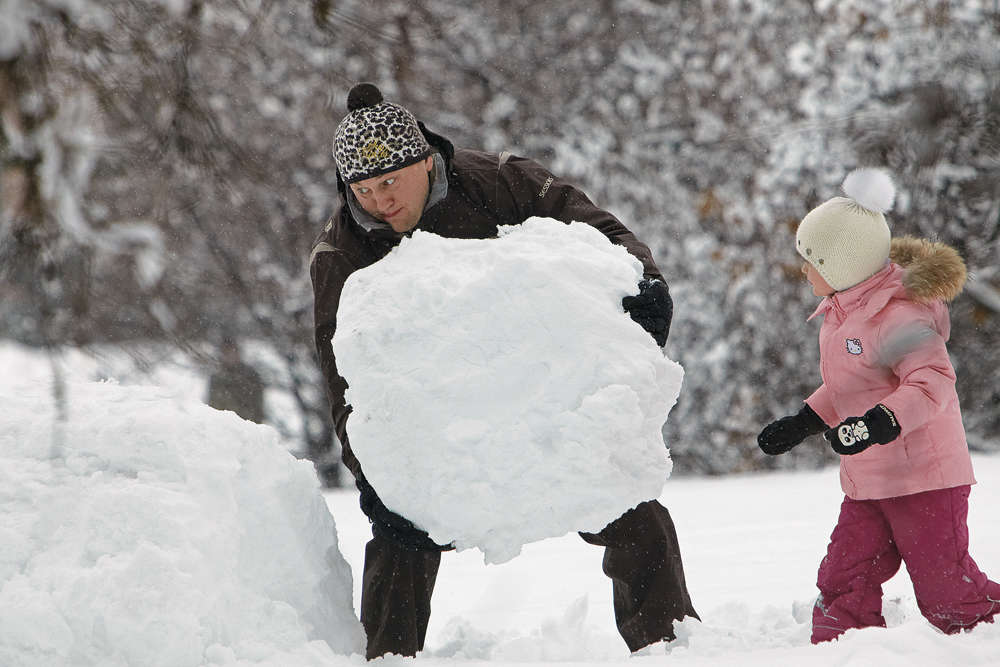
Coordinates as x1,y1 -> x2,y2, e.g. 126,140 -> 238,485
3,0 -> 997,475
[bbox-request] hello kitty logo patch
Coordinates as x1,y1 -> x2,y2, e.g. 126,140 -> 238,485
846,338 -> 863,355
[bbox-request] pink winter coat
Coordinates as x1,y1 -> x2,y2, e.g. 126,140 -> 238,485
804,237 -> 975,500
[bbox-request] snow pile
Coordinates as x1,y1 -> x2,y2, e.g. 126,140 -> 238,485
0,380 -> 364,667
334,217 -> 683,564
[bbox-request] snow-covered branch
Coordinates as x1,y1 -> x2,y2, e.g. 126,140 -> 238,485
965,277 -> 1000,314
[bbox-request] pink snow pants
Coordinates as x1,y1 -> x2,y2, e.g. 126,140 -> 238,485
812,485 -> 1000,643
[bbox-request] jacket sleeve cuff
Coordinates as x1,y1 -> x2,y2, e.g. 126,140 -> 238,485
798,403 -> 828,433
805,385 -> 839,429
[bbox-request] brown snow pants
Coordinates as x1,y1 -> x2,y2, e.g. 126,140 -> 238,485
359,499 -> 699,659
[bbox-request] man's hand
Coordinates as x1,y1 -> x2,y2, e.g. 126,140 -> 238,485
622,278 -> 673,347
758,404 -> 827,455
824,404 -> 901,456
356,474 -> 454,551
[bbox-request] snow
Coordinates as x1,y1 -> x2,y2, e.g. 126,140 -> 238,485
3,341 -> 1000,666
327,456 -> 1000,665
333,218 -> 682,563
0,378 -> 364,667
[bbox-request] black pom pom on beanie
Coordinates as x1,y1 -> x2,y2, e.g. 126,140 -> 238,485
347,83 -> 383,111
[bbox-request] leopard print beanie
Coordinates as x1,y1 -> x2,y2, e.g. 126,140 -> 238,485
332,83 -> 432,184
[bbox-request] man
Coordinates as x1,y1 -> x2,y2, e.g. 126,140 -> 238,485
310,82 -> 697,659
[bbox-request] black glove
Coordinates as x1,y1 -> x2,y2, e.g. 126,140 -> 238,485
757,403 -> 827,455
824,404 -> 901,455
356,474 -> 454,552
622,278 -> 673,347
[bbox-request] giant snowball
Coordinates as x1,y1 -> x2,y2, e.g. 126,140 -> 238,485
0,381 -> 365,666
333,217 -> 683,564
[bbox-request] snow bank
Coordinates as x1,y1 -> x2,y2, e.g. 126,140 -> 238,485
334,217 -> 683,564
0,380 -> 364,667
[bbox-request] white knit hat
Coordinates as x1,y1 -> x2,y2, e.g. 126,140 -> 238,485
795,168 -> 896,292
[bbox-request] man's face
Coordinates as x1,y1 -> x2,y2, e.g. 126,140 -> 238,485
349,156 -> 434,233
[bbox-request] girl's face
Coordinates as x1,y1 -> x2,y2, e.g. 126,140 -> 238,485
802,261 -> 835,297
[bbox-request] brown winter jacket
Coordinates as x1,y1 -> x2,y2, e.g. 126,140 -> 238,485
310,126 -> 665,480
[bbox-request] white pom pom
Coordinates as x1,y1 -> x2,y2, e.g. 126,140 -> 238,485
841,168 -> 895,214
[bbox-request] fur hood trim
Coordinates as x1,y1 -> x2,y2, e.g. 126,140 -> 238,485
890,236 -> 966,303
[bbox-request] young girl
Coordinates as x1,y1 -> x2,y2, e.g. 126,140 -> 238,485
757,168 -> 999,642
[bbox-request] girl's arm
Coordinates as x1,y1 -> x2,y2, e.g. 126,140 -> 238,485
878,321 -> 956,436
806,383 -> 839,428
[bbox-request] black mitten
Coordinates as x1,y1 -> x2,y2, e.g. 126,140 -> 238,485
356,474 -> 454,552
757,403 -> 827,455
824,404 -> 901,456
621,278 -> 673,347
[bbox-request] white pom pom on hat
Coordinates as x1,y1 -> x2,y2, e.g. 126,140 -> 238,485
795,168 -> 895,292
842,167 -> 896,214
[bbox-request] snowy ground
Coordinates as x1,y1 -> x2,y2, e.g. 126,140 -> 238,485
5,337 -> 1000,666
326,456 -> 1000,666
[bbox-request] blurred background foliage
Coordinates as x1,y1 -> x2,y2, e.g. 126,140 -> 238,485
2,0 -> 998,482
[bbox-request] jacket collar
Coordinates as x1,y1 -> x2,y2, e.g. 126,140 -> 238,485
807,262 -> 903,321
